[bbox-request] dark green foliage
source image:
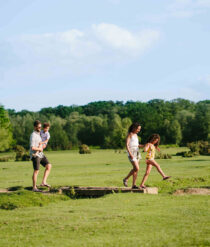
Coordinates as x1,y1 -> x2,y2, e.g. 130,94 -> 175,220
176,141 -> 209,157
187,141 -> 210,155
0,106 -> 13,151
79,144 -> 91,154
7,99 -> 210,149
14,145 -> 30,161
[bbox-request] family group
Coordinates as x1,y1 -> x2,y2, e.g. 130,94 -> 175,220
29,121 -> 170,192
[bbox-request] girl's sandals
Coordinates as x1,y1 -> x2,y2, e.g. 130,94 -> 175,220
123,179 -> 128,187
163,176 -> 171,180
40,183 -> 51,188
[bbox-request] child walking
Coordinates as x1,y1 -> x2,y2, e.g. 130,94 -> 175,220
33,122 -> 50,157
123,122 -> 144,189
140,134 -> 171,189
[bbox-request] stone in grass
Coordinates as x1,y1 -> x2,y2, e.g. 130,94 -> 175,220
79,144 -> 91,154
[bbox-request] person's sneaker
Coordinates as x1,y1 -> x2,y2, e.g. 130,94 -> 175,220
132,185 -> 139,189
163,176 -> 171,180
123,179 -> 128,187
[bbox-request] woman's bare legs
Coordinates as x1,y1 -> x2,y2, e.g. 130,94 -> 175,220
124,160 -> 139,187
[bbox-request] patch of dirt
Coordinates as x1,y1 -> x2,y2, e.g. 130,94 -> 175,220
174,188 -> 210,195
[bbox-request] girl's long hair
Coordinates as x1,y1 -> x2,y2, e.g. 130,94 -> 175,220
147,134 -> 160,147
128,122 -> 141,133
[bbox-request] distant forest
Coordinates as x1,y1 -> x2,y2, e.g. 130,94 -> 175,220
1,98 -> 210,151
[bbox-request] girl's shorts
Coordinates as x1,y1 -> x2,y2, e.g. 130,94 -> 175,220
128,148 -> 142,162
146,158 -> 155,161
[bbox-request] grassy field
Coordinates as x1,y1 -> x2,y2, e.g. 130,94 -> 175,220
0,147 -> 209,247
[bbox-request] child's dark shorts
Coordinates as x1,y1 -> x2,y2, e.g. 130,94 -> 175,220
31,156 -> 50,170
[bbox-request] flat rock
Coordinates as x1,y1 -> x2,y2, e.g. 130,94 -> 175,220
55,186 -> 158,196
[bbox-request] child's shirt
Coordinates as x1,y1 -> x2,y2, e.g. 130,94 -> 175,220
40,130 -> 50,143
145,144 -> 156,160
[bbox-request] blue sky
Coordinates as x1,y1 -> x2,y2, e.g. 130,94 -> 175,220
0,0 -> 210,111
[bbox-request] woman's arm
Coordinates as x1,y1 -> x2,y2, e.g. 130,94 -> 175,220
155,146 -> 160,152
126,133 -> 133,159
138,144 -> 145,148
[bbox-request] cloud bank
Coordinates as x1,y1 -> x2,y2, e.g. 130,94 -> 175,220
1,23 -> 160,84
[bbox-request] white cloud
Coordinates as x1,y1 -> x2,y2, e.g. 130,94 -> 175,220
1,23 -> 160,85
92,23 -> 159,56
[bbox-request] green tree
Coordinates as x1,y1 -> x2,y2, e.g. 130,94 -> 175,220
191,103 -> 210,141
0,106 -> 13,151
164,119 -> 182,144
49,116 -> 69,150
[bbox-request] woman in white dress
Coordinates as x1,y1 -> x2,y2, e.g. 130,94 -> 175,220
123,122 -> 144,189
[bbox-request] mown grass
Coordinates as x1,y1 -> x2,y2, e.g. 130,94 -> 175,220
0,148 -> 209,247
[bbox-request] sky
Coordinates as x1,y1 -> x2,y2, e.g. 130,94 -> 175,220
0,0 -> 210,111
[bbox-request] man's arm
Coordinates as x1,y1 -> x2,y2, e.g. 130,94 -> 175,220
32,146 -> 43,152
30,133 -> 43,152
40,139 -> 49,145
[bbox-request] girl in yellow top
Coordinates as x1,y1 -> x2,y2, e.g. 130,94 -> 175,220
140,134 -> 171,189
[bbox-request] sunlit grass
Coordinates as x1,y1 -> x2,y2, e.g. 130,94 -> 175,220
0,148 -> 209,247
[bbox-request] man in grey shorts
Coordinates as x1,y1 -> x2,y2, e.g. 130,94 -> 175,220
30,120 -> 52,192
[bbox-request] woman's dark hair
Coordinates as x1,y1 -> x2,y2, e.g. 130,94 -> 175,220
147,134 -> 160,146
128,122 -> 141,133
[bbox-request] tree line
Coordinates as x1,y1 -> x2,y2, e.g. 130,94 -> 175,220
1,98 -> 209,151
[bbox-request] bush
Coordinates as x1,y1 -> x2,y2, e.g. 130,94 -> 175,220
176,141 -> 209,157
22,154 -> 30,161
183,151 -> 198,157
79,144 -> 91,154
14,145 -> 30,161
0,157 -> 9,162
194,141 -> 210,155
155,152 -> 172,159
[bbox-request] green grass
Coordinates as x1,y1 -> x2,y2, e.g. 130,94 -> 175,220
0,190 -> 69,210
0,148 -> 210,246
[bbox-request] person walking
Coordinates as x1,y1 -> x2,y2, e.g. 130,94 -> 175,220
139,134 -> 171,189
123,122 -> 144,189
30,120 -> 52,192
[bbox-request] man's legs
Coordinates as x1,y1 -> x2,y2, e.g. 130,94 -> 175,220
41,163 -> 52,186
32,157 -> 40,190
32,170 -> 39,190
